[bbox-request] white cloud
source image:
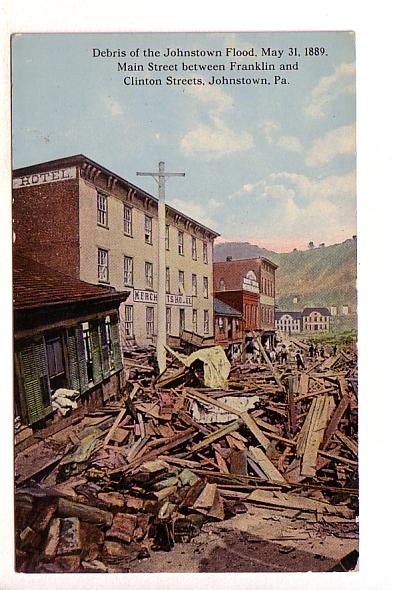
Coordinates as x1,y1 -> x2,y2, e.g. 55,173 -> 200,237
305,124 -> 356,166
185,84 -> 233,112
181,81 -> 253,159
276,135 -> 303,153
180,116 -> 254,159
259,119 -> 281,144
259,119 -> 303,154
167,197 -> 217,229
304,62 -> 355,118
102,96 -> 123,117
226,169 -> 356,246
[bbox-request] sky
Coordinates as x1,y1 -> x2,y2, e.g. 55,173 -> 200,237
11,32 -> 356,252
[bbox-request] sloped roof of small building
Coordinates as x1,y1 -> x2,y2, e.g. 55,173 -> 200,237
214,297 -> 242,318
302,307 -> 331,317
275,311 -> 302,320
13,253 -> 128,310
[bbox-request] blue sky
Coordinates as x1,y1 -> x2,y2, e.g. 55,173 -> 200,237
12,32 -> 356,252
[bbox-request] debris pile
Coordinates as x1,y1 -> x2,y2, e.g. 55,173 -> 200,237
14,342 -> 358,573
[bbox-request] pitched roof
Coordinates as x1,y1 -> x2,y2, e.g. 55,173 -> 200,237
214,297 -> 242,318
13,253 -> 129,310
302,307 -> 331,317
275,311 -> 302,320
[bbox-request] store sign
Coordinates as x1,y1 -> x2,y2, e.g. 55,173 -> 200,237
133,289 -> 192,306
13,167 -> 77,189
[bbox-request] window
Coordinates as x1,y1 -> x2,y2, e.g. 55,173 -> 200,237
203,242 -> 208,264
46,335 -> 66,392
145,262 -> 153,289
145,215 -> 153,244
192,309 -> 198,333
97,193 -> 108,227
204,310 -> 209,334
218,317 -> 225,334
192,237 -> 197,260
165,225 -> 170,250
166,267 -> 171,293
98,248 -> 109,282
218,278 -> 226,291
178,270 -> 185,294
178,230 -> 184,255
125,305 -> 134,338
203,276 -> 208,298
124,205 -> 133,236
123,256 -> 134,286
179,308 -> 185,333
102,315 -> 114,371
166,307 -> 171,334
146,307 -> 154,336
192,274 -> 197,296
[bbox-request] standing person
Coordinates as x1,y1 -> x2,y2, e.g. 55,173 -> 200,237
270,348 -> 277,363
332,344 -> 337,356
296,351 -> 305,370
309,343 -> 314,358
281,344 -> 288,365
320,346 -> 325,359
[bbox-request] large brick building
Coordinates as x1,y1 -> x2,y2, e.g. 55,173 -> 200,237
213,256 -> 277,347
13,155 -> 219,351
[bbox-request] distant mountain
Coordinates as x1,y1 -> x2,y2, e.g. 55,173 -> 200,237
214,239 -> 357,311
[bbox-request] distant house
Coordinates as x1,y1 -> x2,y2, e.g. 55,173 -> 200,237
213,297 -> 243,353
13,253 -> 128,429
275,311 -> 302,334
275,307 -> 331,333
301,307 -> 331,332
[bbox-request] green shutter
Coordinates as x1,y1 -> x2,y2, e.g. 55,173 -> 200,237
67,330 -> 80,391
110,316 -> 123,372
75,326 -> 89,393
99,322 -> 111,379
90,322 -> 103,384
19,340 -> 52,426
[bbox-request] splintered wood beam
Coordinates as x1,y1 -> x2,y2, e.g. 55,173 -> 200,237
322,396 -> 350,450
252,332 -> 283,390
186,388 -> 270,449
248,446 -> 287,483
187,419 -> 242,454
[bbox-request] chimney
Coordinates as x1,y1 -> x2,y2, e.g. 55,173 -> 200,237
226,256 -> 232,262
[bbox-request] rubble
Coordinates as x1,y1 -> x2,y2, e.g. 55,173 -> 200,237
14,339 -> 358,573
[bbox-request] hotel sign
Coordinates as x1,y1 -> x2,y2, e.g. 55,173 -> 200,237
133,289 -> 192,307
13,167 -> 77,189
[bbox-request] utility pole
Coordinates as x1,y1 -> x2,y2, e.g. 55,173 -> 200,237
136,162 -> 185,374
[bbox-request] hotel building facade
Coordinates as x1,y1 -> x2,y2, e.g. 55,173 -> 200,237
13,155 -> 219,352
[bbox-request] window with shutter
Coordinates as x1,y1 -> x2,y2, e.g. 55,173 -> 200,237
67,330 -> 81,391
90,322 -> 103,384
75,325 -> 89,393
110,315 -> 123,372
99,320 -> 111,378
19,340 -> 52,425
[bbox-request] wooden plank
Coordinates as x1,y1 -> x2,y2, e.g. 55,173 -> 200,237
318,449 -> 358,467
188,419 -> 242,454
298,373 -> 310,396
103,407 -> 127,446
300,395 -> 335,477
253,332 -> 283,390
240,412 -> 271,450
287,375 -> 297,435
334,431 -> 358,457
215,450 -> 230,474
193,483 -> 217,509
248,446 -> 287,483
246,489 -> 352,517
322,396 -> 350,450
230,450 -> 248,475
